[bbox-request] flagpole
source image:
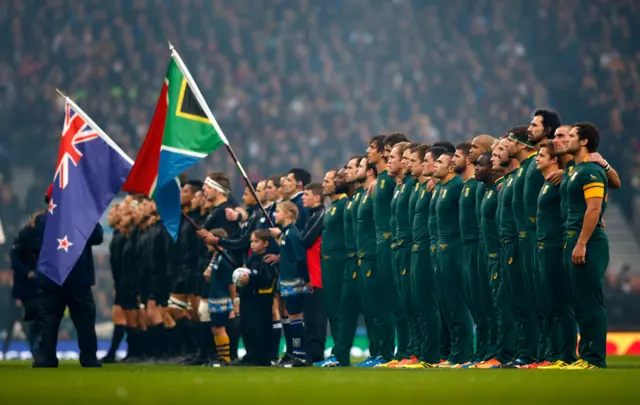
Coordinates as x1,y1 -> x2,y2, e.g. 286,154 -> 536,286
55,89 -> 135,166
167,42 -> 275,228
181,212 -> 238,268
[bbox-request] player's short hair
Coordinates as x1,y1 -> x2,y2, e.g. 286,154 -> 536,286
277,201 -> 299,221
433,141 -> 456,153
288,168 -> 312,187
210,228 -> 229,238
384,132 -> 410,148
304,182 -> 323,196
478,152 -> 493,165
370,135 -> 387,152
455,142 -> 473,156
268,175 -> 281,188
393,141 -> 412,156
574,122 -> 600,153
349,155 -> 364,166
429,146 -> 448,161
252,229 -> 274,242
538,139 -> 564,169
534,109 -> 562,138
186,180 -> 203,192
412,144 -> 430,160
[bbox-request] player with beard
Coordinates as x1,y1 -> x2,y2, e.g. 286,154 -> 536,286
264,176 -> 282,227
311,170 -> 348,366
452,141 -> 490,367
405,144 -> 443,369
473,151 -> 514,368
560,124 -> 611,369
327,156 -> 375,367
368,133 -> 410,367
432,150 -> 474,367
357,157 -> 393,367
523,109 -> 562,364
503,127 -> 539,367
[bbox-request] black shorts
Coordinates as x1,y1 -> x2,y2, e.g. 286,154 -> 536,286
210,312 -> 229,328
120,290 -> 139,311
283,295 -> 305,316
114,288 -> 126,307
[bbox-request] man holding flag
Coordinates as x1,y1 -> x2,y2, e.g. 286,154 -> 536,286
30,97 -> 133,368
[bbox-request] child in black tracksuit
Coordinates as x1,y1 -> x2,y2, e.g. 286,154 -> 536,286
237,229 -> 278,366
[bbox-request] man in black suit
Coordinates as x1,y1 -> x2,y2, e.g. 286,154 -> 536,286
24,185 -> 104,368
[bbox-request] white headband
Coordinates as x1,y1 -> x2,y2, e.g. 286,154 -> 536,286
205,177 -> 229,195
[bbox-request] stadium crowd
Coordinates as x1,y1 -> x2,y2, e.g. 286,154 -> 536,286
0,0 -> 639,367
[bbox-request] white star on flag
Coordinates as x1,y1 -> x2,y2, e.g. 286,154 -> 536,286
48,198 -> 57,215
57,235 -> 73,252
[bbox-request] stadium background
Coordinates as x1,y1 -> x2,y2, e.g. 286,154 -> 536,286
0,0 -> 639,358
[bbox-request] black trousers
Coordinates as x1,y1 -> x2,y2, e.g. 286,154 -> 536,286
34,283 -> 98,366
241,293 -> 273,365
304,287 -> 327,362
2,298 -> 39,355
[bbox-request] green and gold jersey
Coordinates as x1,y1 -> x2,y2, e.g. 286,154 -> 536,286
476,181 -> 486,225
565,160 -> 608,235
536,181 -> 562,244
373,170 -> 395,241
412,182 -> 431,249
389,182 -> 401,247
459,177 -> 480,241
480,183 -> 500,257
512,153 -> 536,237
408,180 -> 421,229
495,176 -> 505,230
559,160 -> 576,224
435,175 -> 464,244
343,187 -> 363,255
499,171 -> 518,243
356,189 -> 378,258
322,194 -> 347,255
395,176 -> 415,245
523,153 -> 545,230
428,183 -> 441,246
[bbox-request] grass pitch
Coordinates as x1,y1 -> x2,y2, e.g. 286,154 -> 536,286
1,356 -> 639,404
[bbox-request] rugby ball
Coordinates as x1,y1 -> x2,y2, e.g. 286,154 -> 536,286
232,267 -> 251,286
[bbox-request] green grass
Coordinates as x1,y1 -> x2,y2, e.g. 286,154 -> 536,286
1,357 -> 640,403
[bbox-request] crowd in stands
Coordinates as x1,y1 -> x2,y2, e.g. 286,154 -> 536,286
0,0 -> 638,271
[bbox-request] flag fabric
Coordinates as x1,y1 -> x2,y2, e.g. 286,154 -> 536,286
0,216 -> 5,245
38,102 -> 133,285
123,56 -> 226,239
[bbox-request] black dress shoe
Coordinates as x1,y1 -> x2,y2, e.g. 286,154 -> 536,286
32,361 -> 59,368
81,361 -> 102,368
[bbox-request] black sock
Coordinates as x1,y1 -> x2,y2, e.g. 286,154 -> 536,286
106,325 -> 125,358
282,317 -> 293,356
150,324 -> 166,358
197,321 -> 213,361
167,326 -> 181,357
140,329 -> 151,358
176,318 -> 197,355
270,320 -> 283,361
125,327 -> 139,358
228,317 -> 241,361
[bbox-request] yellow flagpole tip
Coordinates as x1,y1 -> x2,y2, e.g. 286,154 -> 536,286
167,40 -> 174,50
55,88 -> 67,98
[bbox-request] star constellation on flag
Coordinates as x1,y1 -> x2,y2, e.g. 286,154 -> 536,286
48,198 -> 57,215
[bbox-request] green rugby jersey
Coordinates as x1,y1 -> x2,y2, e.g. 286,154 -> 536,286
395,176 -> 415,245
373,170 -> 395,241
523,152 -> 545,231
476,181 -> 486,225
428,183 -> 441,247
480,183 -> 500,256
499,172 -> 518,243
536,181 -> 562,244
565,160 -> 608,234
390,182 -> 401,247
512,153 -> 536,237
322,194 -> 347,255
459,177 -> 480,241
408,180 -> 421,226
559,160 -> 576,224
435,175 -> 464,244
343,188 -> 363,255
412,182 -> 431,249
356,189 -> 377,258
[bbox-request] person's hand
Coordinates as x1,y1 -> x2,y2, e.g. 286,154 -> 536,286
196,229 -> 210,239
572,242 -> 587,265
207,235 -> 220,245
269,228 -> 282,238
238,274 -> 250,287
545,169 -> 564,186
307,282 -> 314,294
588,152 -> 606,167
15,299 -> 22,307
225,207 -> 240,222
203,267 -> 212,282
265,254 -> 280,264
233,301 -> 240,315
27,271 -> 35,279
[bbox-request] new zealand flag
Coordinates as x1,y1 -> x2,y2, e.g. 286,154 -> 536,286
38,103 -> 133,285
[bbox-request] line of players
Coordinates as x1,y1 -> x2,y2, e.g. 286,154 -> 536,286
102,110 -> 620,369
